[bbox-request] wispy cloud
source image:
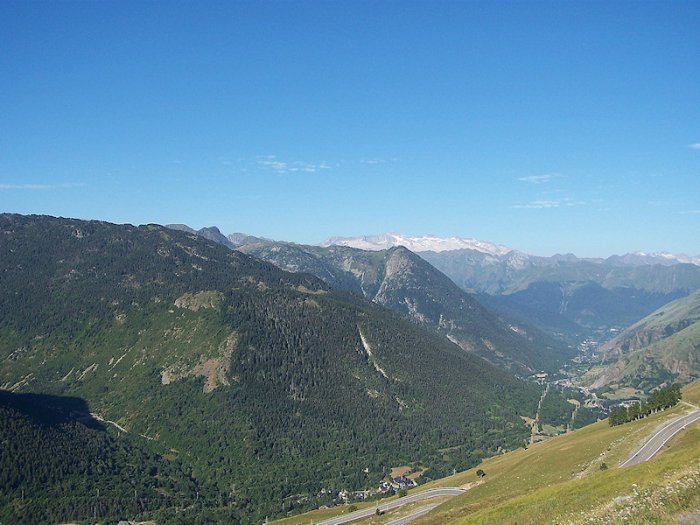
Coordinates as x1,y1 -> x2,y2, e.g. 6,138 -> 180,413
0,183 -> 52,190
688,143 -> 700,149
257,156 -> 332,174
511,200 -> 561,209
511,197 -> 582,209
0,183 -> 85,190
681,210 -> 700,215
518,173 -> 560,184
360,157 -> 397,165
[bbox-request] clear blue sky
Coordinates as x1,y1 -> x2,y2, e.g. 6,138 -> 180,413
1,0 -> 699,257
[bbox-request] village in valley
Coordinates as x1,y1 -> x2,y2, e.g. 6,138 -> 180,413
316,468 -> 421,509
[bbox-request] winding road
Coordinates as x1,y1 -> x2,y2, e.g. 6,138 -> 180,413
620,409 -> 700,468
312,488 -> 464,525
384,503 -> 441,525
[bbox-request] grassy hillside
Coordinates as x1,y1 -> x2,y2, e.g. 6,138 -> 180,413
277,380 -> 700,525
601,289 -> 700,358
0,214 -> 541,524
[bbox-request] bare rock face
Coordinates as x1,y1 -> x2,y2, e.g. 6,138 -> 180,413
174,291 -> 223,311
161,332 -> 238,393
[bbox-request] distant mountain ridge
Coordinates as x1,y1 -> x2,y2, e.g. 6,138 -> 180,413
320,232 -> 513,256
169,225 -> 700,344
320,232 -> 700,267
586,290 -> 700,392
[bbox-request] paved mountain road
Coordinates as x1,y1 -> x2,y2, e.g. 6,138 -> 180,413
312,488 -> 464,525
620,409 -> 700,468
384,503 -> 441,525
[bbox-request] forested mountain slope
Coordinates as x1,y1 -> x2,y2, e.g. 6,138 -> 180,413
0,391 -> 197,524
0,214 -> 541,524
233,240 -> 574,374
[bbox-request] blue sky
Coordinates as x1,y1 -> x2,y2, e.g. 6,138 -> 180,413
1,0 -> 699,257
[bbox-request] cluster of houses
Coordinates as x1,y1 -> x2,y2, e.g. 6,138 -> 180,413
317,474 -> 417,506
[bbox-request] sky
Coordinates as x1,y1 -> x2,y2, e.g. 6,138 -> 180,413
1,0 -> 699,257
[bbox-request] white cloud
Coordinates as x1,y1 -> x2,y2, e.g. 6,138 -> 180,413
360,157 -> 397,165
258,158 -> 288,172
511,200 -> 561,209
511,197 -> 583,209
0,183 -> 52,190
688,143 -> 700,149
681,210 -> 700,215
257,156 -> 332,174
518,174 -> 559,184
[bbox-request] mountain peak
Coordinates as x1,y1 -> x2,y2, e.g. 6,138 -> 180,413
319,232 -> 514,256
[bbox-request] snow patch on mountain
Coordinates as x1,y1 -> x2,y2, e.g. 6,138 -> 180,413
320,232 -> 513,256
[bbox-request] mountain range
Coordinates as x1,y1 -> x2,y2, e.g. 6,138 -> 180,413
3,217 -> 700,524
0,214 -> 542,524
320,232 -> 513,256
320,232 -> 700,267
174,226 -> 700,347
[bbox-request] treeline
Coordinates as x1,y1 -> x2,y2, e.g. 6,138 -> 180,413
608,384 -> 682,426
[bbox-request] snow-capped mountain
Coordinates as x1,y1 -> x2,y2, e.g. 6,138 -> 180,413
320,232 -> 514,256
320,233 -> 700,267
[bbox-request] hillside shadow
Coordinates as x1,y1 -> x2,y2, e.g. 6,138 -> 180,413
0,390 -> 105,430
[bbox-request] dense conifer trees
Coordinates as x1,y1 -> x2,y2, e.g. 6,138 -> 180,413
608,384 -> 682,426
